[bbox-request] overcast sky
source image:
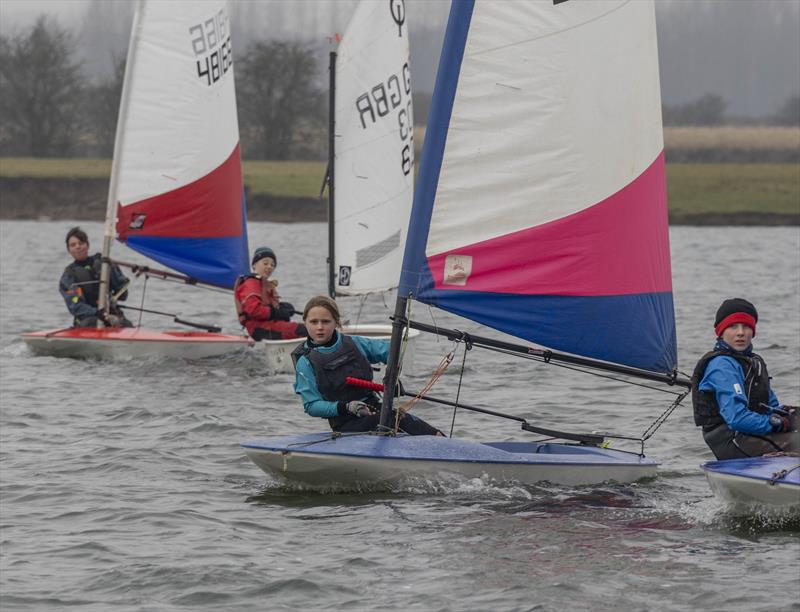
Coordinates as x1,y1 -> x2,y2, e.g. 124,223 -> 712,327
2,0 -> 799,117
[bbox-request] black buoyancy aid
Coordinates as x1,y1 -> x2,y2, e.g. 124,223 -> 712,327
64,255 -> 102,307
691,349 -> 771,429
291,334 -> 374,404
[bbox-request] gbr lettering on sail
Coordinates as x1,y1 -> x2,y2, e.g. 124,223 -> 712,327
353,63 -> 414,176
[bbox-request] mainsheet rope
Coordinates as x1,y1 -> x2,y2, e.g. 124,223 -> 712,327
392,330 -> 689,450
391,298 -> 459,432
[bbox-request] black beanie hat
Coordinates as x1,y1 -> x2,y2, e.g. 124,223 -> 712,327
714,298 -> 758,337
252,247 -> 277,267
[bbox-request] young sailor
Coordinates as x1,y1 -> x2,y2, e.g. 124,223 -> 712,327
293,296 -> 443,435
59,227 -> 132,328
234,247 -> 306,340
692,298 -> 798,459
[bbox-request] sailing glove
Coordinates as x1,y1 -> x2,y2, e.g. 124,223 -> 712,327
345,401 -> 373,418
96,308 -> 110,325
272,302 -> 295,321
768,413 -> 792,433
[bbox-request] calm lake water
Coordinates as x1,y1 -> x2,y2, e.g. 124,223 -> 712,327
1,220 -> 799,612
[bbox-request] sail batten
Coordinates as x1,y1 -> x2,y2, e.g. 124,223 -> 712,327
401,0 -> 676,373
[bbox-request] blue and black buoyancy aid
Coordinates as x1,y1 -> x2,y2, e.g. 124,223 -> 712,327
691,348 -> 771,429
291,334 -> 374,404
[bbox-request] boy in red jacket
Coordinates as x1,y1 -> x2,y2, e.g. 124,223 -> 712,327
234,247 -> 306,340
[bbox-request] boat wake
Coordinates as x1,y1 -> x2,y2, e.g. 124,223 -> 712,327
677,495 -> 800,533
245,471 -> 660,504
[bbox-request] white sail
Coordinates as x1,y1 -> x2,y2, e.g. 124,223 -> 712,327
332,0 -> 414,295
113,0 -> 240,208
110,0 -> 248,288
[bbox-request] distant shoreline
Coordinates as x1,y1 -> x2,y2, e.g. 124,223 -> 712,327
0,176 -> 797,226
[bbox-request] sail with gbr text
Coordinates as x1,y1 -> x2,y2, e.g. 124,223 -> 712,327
332,0 -> 414,295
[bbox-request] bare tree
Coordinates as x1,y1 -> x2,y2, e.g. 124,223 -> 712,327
663,93 -> 727,126
0,16 -> 86,156
85,56 -> 126,157
773,95 -> 800,127
235,41 -> 324,160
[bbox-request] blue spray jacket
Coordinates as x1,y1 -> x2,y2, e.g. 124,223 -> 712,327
698,340 -> 781,435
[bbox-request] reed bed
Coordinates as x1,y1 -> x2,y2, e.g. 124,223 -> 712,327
664,126 -> 800,150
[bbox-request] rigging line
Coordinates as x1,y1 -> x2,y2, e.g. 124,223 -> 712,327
355,294 -> 367,327
141,275 -> 231,294
137,275 -> 148,327
478,342 -> 685,396
397,296 -> 413,374
396,346 -> 456,418
640,390 -> 690,441
449,341 -> 470,438
111,281 -> 130,301
282,429 -> 387,449
769,464 -> 800,484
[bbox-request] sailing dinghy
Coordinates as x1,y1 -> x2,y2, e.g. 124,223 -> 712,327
242,0 -> 692,488
257,0 -> 419,373
701,456 -> 800,508
22,0 -> 253,360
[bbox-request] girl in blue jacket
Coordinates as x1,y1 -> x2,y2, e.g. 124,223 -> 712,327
293,296 -> 442,436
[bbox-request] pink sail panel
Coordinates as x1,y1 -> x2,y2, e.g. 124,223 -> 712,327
117,144 -> 243,241
427,152 -> 670,297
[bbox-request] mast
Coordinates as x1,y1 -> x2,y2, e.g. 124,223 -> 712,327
378,294 -> 408,428
97,0 -> 144,327
327,50 -> 337,299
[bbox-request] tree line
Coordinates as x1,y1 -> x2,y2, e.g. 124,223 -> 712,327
1,16 -> 798,160
0,17 -> 327,160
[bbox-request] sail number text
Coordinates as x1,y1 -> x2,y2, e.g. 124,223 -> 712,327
355,62 -> 414,175
189,9 -> 233,86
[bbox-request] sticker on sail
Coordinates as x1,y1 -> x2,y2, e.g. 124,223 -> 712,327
129,213 -> 147,230
443,255 -> 472,286
338,266 -> 352,287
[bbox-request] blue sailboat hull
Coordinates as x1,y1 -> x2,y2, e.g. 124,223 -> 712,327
701,456 -> 800,507
241,434 -> 658,488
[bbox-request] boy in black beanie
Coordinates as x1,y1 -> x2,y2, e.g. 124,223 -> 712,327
691,298 -> 798,460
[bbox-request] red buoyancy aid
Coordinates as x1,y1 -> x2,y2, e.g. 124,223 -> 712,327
234,274 -> 280,334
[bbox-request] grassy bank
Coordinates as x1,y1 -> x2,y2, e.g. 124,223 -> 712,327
0,158 -> 328,199
666,164 -> 799,216
1,157 -> 798,221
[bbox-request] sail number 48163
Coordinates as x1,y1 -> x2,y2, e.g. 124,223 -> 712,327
189,9 -> 233,86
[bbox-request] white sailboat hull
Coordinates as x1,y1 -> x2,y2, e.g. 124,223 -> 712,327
242,433 -> 657,488
21,328 -> 253,360
702,457 -> 800,507
257,324 -> 418,373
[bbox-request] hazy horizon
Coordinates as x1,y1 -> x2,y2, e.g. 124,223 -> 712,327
1,0 -> 798,118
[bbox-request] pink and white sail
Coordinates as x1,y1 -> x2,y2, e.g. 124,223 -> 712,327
402,0 -> 676,373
